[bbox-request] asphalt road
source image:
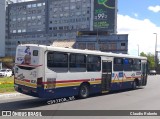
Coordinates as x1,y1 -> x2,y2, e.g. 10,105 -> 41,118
0,75 -> 160,119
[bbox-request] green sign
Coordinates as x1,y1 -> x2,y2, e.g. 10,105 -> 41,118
94,0 -> 116,33
94,21 -> 109,28
98,0 -> 115,9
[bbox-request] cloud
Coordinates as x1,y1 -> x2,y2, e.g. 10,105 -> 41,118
148,5 -> 160,13
117,14 -> 160,56
133,13 -> 138,17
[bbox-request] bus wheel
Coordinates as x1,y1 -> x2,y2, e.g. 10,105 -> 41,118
79,84 -> 89,99
132,80 -> 137,89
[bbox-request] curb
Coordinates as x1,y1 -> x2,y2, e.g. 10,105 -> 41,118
0,92 -> 22,99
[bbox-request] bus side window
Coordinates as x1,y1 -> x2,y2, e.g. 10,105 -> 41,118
133,59 -> 141,71
69,53 -> 86,72
33,50 -> 38,56
47,52 -> 54,67
47,52 -> 68,72
114,58 -> 123,71
123,58 -> 133,71
87,55 -> 101,72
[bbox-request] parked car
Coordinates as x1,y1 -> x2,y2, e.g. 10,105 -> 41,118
0,69 -> 12,77
149,70 -> 156,75
12,69 -> 14,76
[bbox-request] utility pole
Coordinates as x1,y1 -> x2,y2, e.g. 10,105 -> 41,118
153,33 -> 158,70
96,29 -> 99,50
137,44 -> 139,56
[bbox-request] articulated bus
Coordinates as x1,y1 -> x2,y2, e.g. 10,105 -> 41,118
14,44 -> 148,99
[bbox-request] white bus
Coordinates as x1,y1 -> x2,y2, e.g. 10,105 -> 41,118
14,44 -> 148,99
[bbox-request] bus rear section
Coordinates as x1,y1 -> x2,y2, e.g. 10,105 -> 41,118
14,45 -> 45,97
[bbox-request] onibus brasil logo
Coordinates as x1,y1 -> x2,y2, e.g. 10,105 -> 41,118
98,0 -> 115,9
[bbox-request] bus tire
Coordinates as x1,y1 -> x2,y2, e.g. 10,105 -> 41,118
78,84 -> 89,99
132,80 -> 137,89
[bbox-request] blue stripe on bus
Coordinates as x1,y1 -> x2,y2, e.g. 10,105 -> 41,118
15,81 -> 135,98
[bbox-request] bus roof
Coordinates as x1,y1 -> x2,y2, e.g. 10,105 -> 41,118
18,44 -> 147,60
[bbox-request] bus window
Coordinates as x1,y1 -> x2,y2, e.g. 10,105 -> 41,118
123,58 -> 133,71
33,50 -> 38,56
133,59 -> 141,71
47,52 -> 68,72
87,55 -> 101,72
114,58 -> 123,71
69,53 -> 86,72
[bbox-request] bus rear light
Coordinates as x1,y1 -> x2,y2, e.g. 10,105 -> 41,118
37,77 -> 43,87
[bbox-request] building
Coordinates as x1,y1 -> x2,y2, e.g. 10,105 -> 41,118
0,0 -> 5,57
6,0 -> 126,57
6,0 -> 46,56
76,31 -> 128,54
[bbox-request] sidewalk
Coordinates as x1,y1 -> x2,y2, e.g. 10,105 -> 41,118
0,92 -> 22,99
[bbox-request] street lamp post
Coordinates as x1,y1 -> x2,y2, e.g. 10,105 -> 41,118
96,29 -> 99,50
137,44 -> 139,56
153,33 -> 158,70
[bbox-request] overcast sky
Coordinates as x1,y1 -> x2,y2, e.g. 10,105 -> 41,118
11,0 -> 160,56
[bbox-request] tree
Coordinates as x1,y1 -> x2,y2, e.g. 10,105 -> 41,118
140,52 -> 147,57
140,52 -> 155,70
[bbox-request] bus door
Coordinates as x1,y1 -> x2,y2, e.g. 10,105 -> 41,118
141,62 -> 147,86
101,60 -> 112,93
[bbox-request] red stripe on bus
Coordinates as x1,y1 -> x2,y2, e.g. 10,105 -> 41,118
14,78 -> 30,82
42,78 -> 101,84
133,76 -> 142,78
125,77 -> 132,78
24,79 -> 30,82
56,78 -> 101,83
43,79 -> 90,84
42,82 -> 54,84
125,76 -> 142,78
15,64 -> 43,67
14,78 -> 101,84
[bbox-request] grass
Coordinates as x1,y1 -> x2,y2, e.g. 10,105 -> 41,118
0,76 -> 14,82
0,76 -> 15,93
